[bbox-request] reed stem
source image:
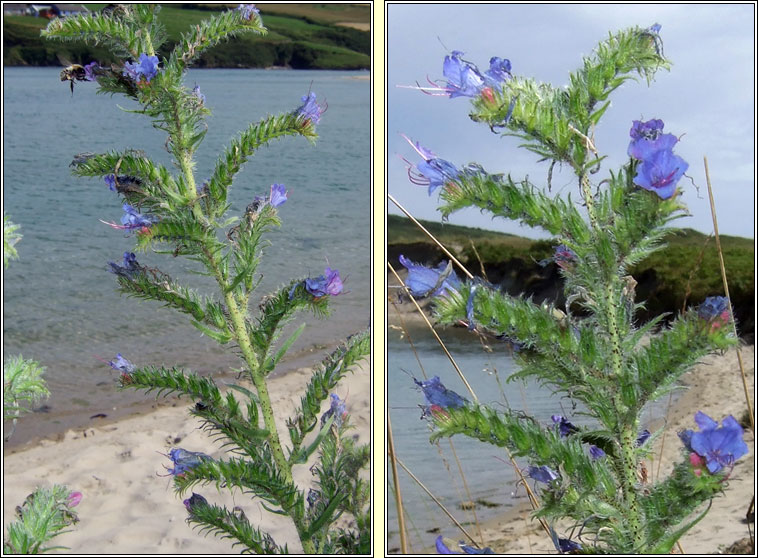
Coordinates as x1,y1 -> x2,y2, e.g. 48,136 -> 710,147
703,156 -> 754,432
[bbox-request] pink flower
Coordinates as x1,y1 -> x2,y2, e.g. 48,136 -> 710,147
67,491 -> 83,507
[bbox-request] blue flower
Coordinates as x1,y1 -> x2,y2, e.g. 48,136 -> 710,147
295,91 -> 326,125
527,465 -> 559,484
120,203 -> 155,230
108,353 -> 135,374
401,134 -> 461,196
269,183 -> 287,207
83,61 -> 100,82
687,412 -> 748,473
307,488 -> 321,508
164,448 -> 212,476
483,56 -> 512,87
627,119 -> 688,200
435,536 -> 494,554
192,84 -> 205,104
636,429 -> 651,447
398,255 -> 461,298
320,393 -> 348,428
414,376 -> 467,410
123,53 -> 160,83
236,4 -> 260,20
104,174 -> 143,193
551,415 -> 579,437
443,51 -> 485,98
304,267 -> 343,297
589,445 -> 606,460
698,296 -> 730,321
628,119 -> 678,161
633,147 -> 688,200
108,251 -> 142,279
550,527 -> 583,554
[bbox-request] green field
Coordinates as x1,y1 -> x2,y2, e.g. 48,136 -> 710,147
3,4 -> 370,69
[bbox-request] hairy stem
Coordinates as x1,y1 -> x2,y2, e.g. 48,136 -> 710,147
202,245 -> 315,553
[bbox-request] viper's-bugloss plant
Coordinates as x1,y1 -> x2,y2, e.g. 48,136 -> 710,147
3,486 -> 82,555
400,24 -> 747,554
44,4 -> 369,554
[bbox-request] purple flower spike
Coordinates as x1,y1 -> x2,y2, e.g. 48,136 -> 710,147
296,91 -> 326,125
443,51 -> 485,98
398,255 -> 461,298
304,267 -> 343,297
269,183 -> 288,207
105,174 -> 117,191
108,353 -> 136,374
414,375 -> 468,411
236,4 -> 260,20
633,148 -> 688,200
527,465 -> 559,484
689,413 -> 748,474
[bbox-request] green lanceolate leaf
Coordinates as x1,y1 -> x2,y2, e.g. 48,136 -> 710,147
290,415 -> 335,465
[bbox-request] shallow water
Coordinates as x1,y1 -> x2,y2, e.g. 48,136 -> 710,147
3,67 -> 370,446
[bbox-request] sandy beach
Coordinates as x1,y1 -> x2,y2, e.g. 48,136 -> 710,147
2,360 -> 371,554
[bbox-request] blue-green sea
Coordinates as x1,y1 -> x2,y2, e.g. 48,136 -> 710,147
2,67 -> 370,446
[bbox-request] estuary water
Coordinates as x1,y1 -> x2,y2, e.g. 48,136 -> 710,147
2,67 -> 370,446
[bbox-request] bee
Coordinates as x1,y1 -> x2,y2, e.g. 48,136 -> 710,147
60,62 -> 87,95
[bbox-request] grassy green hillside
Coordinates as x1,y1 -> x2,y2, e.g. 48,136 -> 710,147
388,214 -> 755,337
3,4 -> 370,69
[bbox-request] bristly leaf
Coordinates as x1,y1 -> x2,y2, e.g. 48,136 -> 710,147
287,329 -> 370,456
169,7 -> 267,72
207,113 -> 318,219
184,497 -> 282,554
